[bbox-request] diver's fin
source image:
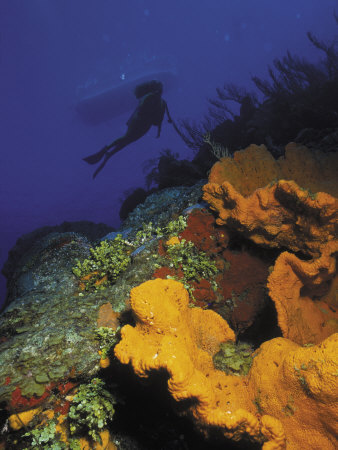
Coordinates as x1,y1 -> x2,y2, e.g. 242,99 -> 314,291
83,146 -> 110,165
92,152 -> 114,179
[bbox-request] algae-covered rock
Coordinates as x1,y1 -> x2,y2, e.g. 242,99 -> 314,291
121,181 -> 205,232
2,221 -> 114,307
0,225 -> 165,411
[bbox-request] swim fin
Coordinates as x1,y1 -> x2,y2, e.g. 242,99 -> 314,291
83,146 -> 109,165
92,152 -> 113,179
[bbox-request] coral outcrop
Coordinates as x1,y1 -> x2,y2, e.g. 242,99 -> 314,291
115,278 -> 338,449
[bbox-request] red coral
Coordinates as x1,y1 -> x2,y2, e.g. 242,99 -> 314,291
153,266 -> 174,279
180,210 -> 229,254
190,278 -> 217,307
58,381 -> 77,395
10,384 -> 55,410
157,239 -> 167,256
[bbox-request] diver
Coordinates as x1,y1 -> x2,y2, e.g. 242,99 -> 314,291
83,80 -> 173,179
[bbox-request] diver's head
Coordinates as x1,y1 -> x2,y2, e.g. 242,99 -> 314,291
134,80 -> 163,99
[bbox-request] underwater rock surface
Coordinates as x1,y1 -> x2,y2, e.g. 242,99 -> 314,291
0,185 -> 204,413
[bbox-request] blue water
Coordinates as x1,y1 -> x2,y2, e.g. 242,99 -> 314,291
0,0 -> 337,306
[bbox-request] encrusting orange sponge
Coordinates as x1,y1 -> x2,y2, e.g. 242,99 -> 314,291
207,142 -> 338,197
114,279 -> 338,449
268,241 -> 338,345
203,179 -> 337,257
248,333 -> 338,449
115,279 -> 285,448
8,407 -> 42,430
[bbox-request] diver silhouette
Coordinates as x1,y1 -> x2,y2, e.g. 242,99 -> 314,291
83,80 -> 173,179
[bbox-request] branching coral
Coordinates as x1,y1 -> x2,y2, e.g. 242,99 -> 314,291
114,278 -> 338,449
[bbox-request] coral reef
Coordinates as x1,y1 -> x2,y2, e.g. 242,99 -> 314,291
216,248 -> 271,335
73,235 -> 133,290
114,139 -> 338,449
1,222 -> 114,311
153,209 -> 274,334
1,146 -> 337,448
0,229 -> 161,412
21,409 -> 116,449
121,181 -> 204,232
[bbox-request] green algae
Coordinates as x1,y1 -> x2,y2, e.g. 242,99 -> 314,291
165,239 -> 219,299
68,378 -> 115,444
72,235 -> 132,290
72,215 -> 188,292
35,373 -> 50,384
21,381 -> 46,397
95,327 -> 120,360
213,341 -> 254,376
23,418 -> 82,450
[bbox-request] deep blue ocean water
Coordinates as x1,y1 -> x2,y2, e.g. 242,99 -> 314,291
1,0 -> 337,306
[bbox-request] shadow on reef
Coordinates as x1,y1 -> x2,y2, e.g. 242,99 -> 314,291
103,360 -> 261,450
120,15 -> 338,220
224,237 -> 283,348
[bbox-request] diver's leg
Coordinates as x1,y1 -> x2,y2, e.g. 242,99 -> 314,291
92,125 -> 151,178
92,141 -> 128,179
